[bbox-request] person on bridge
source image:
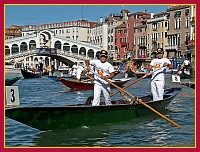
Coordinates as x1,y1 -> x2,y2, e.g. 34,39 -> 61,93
85,50 -> 115,106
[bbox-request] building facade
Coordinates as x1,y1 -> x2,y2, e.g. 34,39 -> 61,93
115,23 -> 128,59
105,10 -> 129,59
147,12 -> 168,58
5,25 -> 24,40
133,12 -> 151,58
22,20 -> 97,43
89,17 -> 108,51
165,5 -> 194,58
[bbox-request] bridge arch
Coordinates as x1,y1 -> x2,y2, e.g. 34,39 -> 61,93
88,49 -> 94,58
20,42 -> 28,52
71,45 -> 78,54
63,43 -> 70,52
96,51 -> 101,59
11,44 -> 19,54
29,40 -> 36,50
79,47 -> 86,56
54,40 -> 62,49
5,45 -> 10,55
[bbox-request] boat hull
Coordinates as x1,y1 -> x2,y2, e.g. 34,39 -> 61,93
5,77 -> 21,86
21,69 -> 41,79
57,78 -> 131,90
6,88 -> 181,131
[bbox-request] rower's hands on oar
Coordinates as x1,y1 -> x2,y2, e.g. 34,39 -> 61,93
100,75 -> 107,80
145,72 -> 151,77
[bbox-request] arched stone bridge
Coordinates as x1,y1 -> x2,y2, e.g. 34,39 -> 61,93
5,29 -> 103,68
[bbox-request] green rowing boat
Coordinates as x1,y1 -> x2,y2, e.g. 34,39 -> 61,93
5,77 -> 21,86
5,88 -> 181,131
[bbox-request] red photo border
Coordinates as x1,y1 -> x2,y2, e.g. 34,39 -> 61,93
1,0 -> 198,152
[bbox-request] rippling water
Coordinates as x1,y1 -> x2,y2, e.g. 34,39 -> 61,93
5,73 -> 195,147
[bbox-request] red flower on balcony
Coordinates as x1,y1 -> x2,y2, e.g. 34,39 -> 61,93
121,42 -> 127,47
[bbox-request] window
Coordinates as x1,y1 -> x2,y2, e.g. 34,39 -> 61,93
185,17 -> 189,28
165,32 -> 167,38
111,36 -> 113,42
174,11 -> 181,17
185,9 -> 189,16
167,21 -> 170,30
175,19 -> 177,29
166,13 -> 170,19
178,18 -> 181,29
118,30 -> 122,34
177,35 -> 181,46
152,23 -> 157,30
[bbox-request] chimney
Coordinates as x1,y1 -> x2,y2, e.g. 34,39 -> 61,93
100,17 -> 103,23
150,12 -> 154,19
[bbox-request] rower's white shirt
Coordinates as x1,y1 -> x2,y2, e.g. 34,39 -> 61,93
150,58 -> 171,81
72,64 -> 77,75
90,60 -> 115,85
184,60 -> 190,65
76,66 -> 84,75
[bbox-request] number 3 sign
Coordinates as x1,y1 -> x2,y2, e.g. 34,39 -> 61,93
6,86 -> 20,107
172,75 -> 180,82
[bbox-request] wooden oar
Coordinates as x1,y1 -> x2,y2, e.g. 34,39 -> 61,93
90,70 -> 180,127
106,77 -> 179,127
111,67 -> 165,97
173,81 -> 195,89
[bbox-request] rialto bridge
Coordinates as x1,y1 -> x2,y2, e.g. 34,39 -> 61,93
5,29 -> 102,69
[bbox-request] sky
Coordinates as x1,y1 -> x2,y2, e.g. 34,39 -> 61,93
5,5 -> 170,28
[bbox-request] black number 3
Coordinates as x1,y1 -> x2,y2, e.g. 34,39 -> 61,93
10,89 -> 15,102
175,76 -> 178,81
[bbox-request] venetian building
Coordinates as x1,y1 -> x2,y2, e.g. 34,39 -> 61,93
165,5 -> 194,58
5,25 -> 24,40
133,11 -> 151,58
105,9 -> 129,59
89,17 -> 108,55
146,12 -> 168,58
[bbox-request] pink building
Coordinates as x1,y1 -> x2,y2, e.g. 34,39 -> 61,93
115,24 -> 128,59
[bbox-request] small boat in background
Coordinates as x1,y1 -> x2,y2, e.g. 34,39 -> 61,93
57,77 -> 131,90
127,68 -> 136,77
5,77 -> 21,86
21,69 -> 41,79
5,87 -> 182,131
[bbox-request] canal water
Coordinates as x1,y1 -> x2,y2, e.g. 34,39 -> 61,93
5,73 -> 195,147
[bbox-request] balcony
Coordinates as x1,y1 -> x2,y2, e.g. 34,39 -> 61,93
165,45 -> 178,50
138,55 -> 147,58
188,40 -> 195,46
121,42 -> 127,47
147,16 -> 167,23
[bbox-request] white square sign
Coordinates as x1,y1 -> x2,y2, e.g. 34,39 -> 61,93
6,86 -> 20,106
172,75 -> 180,82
